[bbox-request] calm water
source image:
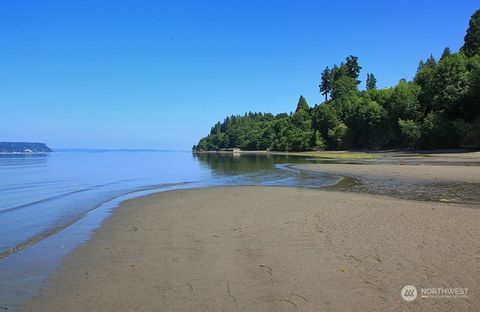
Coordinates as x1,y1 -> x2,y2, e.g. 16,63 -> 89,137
0,151 -> 339,310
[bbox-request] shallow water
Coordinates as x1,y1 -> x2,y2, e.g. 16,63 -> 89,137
0,152 -> 339,257
0,151 -> 340,310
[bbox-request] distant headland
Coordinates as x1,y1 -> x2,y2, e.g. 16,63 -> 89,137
0,142 -> 53,153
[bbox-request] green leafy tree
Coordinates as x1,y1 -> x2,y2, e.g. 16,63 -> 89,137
271,114 -> 291,150
387,80 -> 422,124
414,55 -> 437,114
366,73 -> 377,90
465,55 -> 480,120
398,119 -> 421,147
345,97 -> 385,147
312,103 -> 339,137
327,122 -> 348,149
332,76 -> 358,100
314,131 -> 326,150
430,53 -> 469,115
461,9 -> 480,57
418,112 -> 460,148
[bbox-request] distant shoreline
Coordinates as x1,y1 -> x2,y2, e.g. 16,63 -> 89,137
192,148 -> 480,159
0,142 -> 52,153
0,152 -> 51,155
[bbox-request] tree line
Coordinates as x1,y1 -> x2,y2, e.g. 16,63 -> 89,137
194,10 -> 480,152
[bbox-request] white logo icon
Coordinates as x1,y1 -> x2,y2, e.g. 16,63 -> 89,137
401,285 -> 417,301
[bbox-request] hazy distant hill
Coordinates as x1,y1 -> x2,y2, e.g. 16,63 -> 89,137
0,142 -> 53,153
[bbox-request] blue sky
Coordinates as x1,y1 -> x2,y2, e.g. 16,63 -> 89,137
0,1 -> 477,149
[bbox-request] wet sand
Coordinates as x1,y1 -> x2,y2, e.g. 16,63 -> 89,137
294,163 -> 480,183
23,186 -> 480,311
293,162 -> 480,205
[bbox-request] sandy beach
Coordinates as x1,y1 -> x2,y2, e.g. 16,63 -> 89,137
23,186 -> 480,311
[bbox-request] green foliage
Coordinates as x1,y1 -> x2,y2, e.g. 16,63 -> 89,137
289,108 -> 314,151
312,102 -> 340,147
417,113 -> 461,148
332,76 -> 358,100
319,67 -> 332,101
461,9 -> 480,57
327,123 -> 348,149
331,63 -> 346,82
430,53 -> 469,114
314,131 -> 326,150
398,119 -> 421,147
465,55 -> 480,119
388,80 -> 422,122
194,100 -> 315,152
196,138 -> 208,151
195,10 -> 480,152
345,97 -> 386,147
366,73 -> 377,91
440,47 -> 451,60
414,55 -> 437,114
295,95 -> 310,112
345,55 -> 362,82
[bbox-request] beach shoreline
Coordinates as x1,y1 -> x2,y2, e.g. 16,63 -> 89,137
193,149 -> 480,158
22,186 -> 480,311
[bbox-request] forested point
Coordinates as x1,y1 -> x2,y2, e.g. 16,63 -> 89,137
0,142 -> 52,153
194,10 -> 480,152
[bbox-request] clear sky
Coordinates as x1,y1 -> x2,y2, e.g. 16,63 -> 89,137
1,1 -> 477,150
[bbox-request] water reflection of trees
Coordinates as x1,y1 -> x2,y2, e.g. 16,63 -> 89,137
193,153 -> 308,175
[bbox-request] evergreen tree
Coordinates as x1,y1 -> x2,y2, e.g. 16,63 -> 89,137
319,66 -> 332,101
417,60 -> 425,72
441,47 -> 451,60
366,73 -> 377,90
345,55 -> 362,83
461,9 -> 480,57
295,95 -> 309,112
331,63 -> 346,82
425,54 -> 437,67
